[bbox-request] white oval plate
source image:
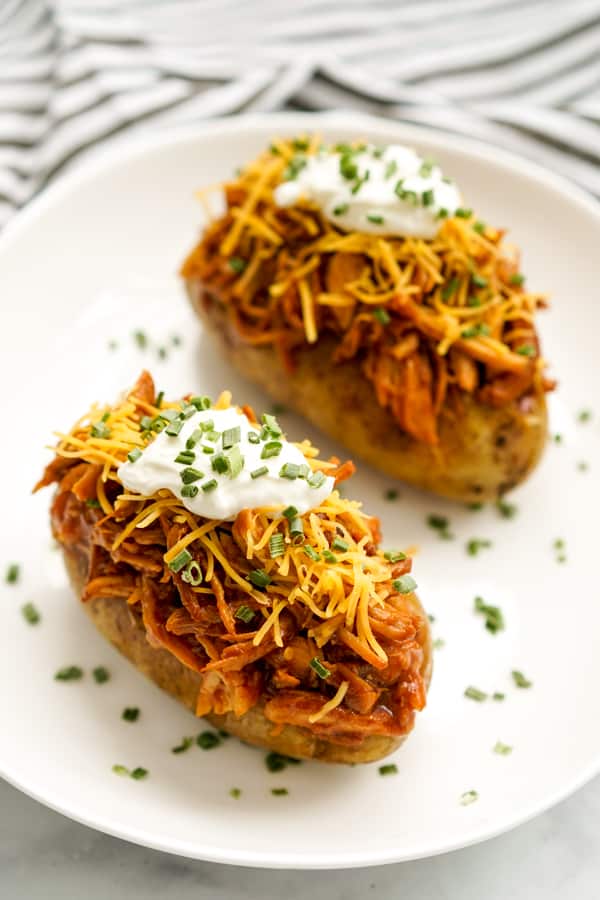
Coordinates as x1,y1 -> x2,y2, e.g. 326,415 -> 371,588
1,113 -> 599,869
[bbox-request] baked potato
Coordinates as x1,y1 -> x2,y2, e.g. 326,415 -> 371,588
37,372 -> 432,764
181,136 -> 552,503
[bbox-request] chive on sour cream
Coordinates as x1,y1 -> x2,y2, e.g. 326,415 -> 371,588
118,405 -> 334,521
274,143 -> 462,239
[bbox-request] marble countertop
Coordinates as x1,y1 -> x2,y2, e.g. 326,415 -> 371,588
2,774 -> 599,899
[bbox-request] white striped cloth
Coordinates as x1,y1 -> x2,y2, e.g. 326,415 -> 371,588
2,0 -> 600,227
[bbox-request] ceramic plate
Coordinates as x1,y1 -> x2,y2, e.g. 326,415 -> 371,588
1,113 -> 599,869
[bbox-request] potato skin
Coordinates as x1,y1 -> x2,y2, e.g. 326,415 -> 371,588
63,544 -> 432,765
187,282 -> 548,503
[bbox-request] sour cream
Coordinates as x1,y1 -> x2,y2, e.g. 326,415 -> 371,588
274,143 -> 461,239
118,406 -> 334,521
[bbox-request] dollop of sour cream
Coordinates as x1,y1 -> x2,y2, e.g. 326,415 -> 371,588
118,406 -> 334,521
274,143 -> 461,239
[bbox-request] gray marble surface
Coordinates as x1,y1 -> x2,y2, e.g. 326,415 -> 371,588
2,774 -> 599,899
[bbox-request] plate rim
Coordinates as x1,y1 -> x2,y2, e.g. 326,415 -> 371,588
2,110 -> 600,869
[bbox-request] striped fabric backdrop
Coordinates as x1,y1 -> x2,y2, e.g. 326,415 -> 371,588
1,0 -> 600,228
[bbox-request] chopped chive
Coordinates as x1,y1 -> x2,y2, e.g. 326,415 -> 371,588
385,159 -> 398,179
112,764 -> 129,776
140,415 -> 153,431
455,207 -> 472,219
248,431 -> 261,444
322,550 -> 337,563
158,346 -> 168,361
171,335 -> 181,347
383,550 -> 406,562
251,466 -> 269,479
181,404 -> 197,419
509,272 -> 525,286
392,574 -> 417,594
373,307 -> 391,325
496,499 -> 517,519
378,764 -> 398,776
303,545 -> 320,561
93,666 -> 110,684
248,569 -> 272,589
226,445 -> 244,478
512,670 -> 532,689
175,450 -> 196,465
433,638 -> 446,649
493,741 -> 513,756
471,273 -> 488,289
181,467 -> 204,484
202,445 -> 215,454
441,277 -> 459,301
309,657 -> 330,679
165,418 -> 184,437
283,155 -> 307,181
280,462 -> 301,479
466,538 -> 492,556
201,479 -> 218,492
265,751 -> 301,772
577,409 -> 592,423
5,563 -> 19,584
283,505 -> 298,519
271,788 -> 289,796
181,560 -> 203,586
133,330 -> 147,349
85,498 -> 100,509
437,207 -> 448,220
366,213 -> 385,225
516,344 -> 535,357
200,419 -> 215,432
211,453 -> 229,474
90,421 -> 111,439
307,470 -> 326,489
460,790 -> 478,806
288,517 -> 304,537
180,484 -> 199,498
127,448 -> 142,463
427,514 -> 453,540
474,596 -> 505,634
464,686 -> 487,702
172,736 -> 194,754
228,257 -> 246,274
261,441 -> 283,459
461,323 -> 490,339
493,692 -> 505,702
577,460 -> 589,472
222,426 -> 241,449
168,549 -> 192,573
553,433 -> 563,445
419,158 -> 435,177
55,666 -> 83,681
468,502 -> 484,511
422,189 -> 434,207
473,220 -> 487,234
230,787 -> 242,798
261,413 -> 283,437
122,707 -> 139,722
131,767 -> 148,780
331,536 -> 349,552
385,488 -> 398,501
269,533 -> 285,559
467,295 -> 481,307
161,409 -> 180,422
197,731 -> 221,750
21,603 -> 40,625
333,203 -> 349,216
190,395 -> 212,411
235,605 -> 255,624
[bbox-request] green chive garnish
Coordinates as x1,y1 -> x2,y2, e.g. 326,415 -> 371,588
21,603 -> 40,624
112,765 -> 129,776
181,467 -> 203,484
309,657 -> 330,679
303,545 -> 320,561
168,549 -> 192,573
93,666 -> 110,684
180,484 -> 199,498
283,505 -> 298,519
226,445 -> 244,478
269,533 -> 285,559
288,516 -> 304,538
172,737 -> 194,754
229,257 -> 246,274
235,605 -> 255,624
181,560 -> 203,586
271,788 -> 289,796
509,272 -> 525,286
133,330 -> 147,349
366,213 -> 384,225
392,575 -> 417,593
473,221 -> 487,234
90,421 -> 111,439
493,692 -> 505,702
474,596 -> 504,634
322,550 -> 337,563
280,462 -> 301,479
130,767 -> 148,780
265,752 -> 301,772
261,413 -> 282,437
127,448 -> 142,463
261,441 -> 282,459
512,670 -> 532,688
331,537 -> 349,552
165,418 -> 184,437
248,431 -> 261,444
385,159 -> 398,179
248,569 -> 272,589
201,479 -> 218,492
222,426 -> 241,449
496,499 -> 517,519
466,538 -> 492,556
175,450 -> 196,465
385,488 -> 398,501
373,307 -> 391,325
460,790 -> 478,806
461,323 -> 490,339
464,686 -> 487,702
441,277 -> 459,301
211,453 -> 229,474
333,203 -> 349,216
422,189 -> 434,207
122,707 -> 139,722
493,741 -> 513,755
471,273 -> 488,288
307,470 -> 326,488
86,499 -> 100,508
5,563 -> 19,584
383,550 -> 406,562
55,666 -> 83,681
455,207 -> 472,218
230,787 -> 242,798
516,344 -> 535,357
378,764 -> 398,776
190,396 -> 211,411
251,466 -> 268,479
197,731 -> 221,750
